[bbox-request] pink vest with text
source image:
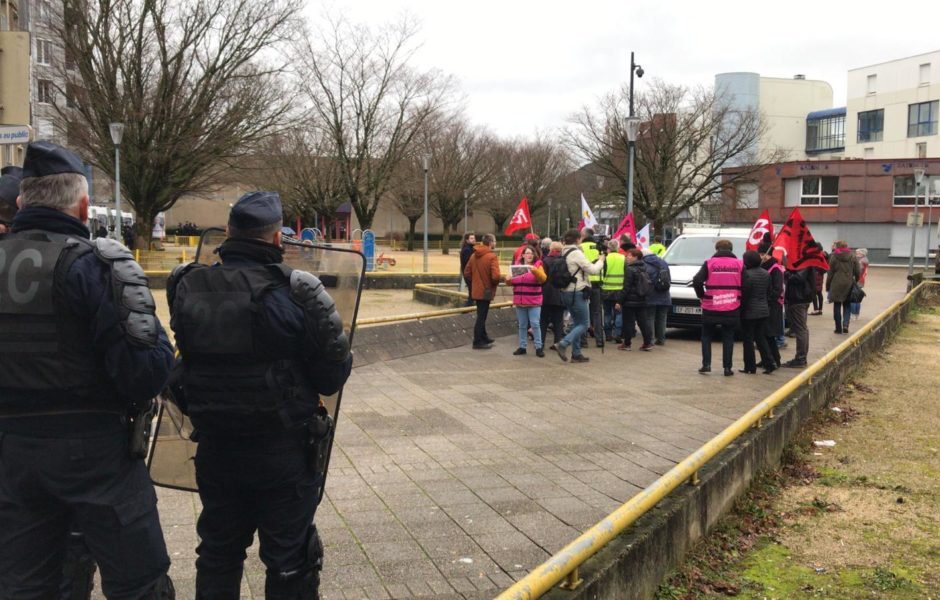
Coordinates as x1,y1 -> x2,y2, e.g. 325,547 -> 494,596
701,256 -> 743,312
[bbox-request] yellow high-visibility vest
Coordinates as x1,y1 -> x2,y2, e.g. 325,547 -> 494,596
581,241 -> 601,283
601,251 -> 625,291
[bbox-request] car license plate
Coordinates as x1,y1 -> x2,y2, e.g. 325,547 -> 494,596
674,305 -> 702,315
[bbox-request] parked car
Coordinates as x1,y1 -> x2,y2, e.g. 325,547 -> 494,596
663,226 -> 750,327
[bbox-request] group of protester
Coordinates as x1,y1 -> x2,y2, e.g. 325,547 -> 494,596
693,236 -> 869,376
460,227 -> 871,375
461,227 -> 672,363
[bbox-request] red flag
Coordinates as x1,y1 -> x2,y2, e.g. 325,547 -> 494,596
504,197 -> 532,236
613,212 -> 636,243
772,208 -> 829,271
746,209 -> 775,252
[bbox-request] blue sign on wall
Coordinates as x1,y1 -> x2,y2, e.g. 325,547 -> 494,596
363,230 -> 375,272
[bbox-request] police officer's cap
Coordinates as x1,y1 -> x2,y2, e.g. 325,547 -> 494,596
21,141 -> 85,179
229,191 -> 283,230
0,166 -> 23,208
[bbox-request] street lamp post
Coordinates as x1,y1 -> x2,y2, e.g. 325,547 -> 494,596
908,168 -> 926,289
422,155 -> 429,273
109,122 -> 125,241
625,51 -> 644,217
925,174 -> 934,271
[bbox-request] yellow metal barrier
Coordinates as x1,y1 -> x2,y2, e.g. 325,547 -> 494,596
495,282 -> 934,600
358,301 -> 512,326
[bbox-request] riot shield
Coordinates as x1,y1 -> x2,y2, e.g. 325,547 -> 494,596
148,230 -> 366,497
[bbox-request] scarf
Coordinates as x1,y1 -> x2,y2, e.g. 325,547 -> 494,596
11,206 -> 90,238
217,237 -> 284,265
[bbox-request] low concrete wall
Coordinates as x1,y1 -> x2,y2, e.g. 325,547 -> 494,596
351,304 -> 518,367
543,287 -> 921,600
364,273 -> 460,290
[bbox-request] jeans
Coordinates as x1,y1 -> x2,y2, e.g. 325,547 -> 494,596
515,305 -> 542,349
786,303 -> 810,361
622,305 -> 652,346
540,305 -> 565,346
647,304 -> 669,344
833,301 -> 851,329
741,317 -> 773,371
473,300 -> 490,344
561,290 -> 589,357
701,319 -> 738,369
602,295 -> 620,338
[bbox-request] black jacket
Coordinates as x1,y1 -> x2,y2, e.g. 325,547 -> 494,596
621,261 -> 649,307
785,267 -> 815,305
460,244 -> 474,284
741,266 -> 771,320
540,254 -> 564,307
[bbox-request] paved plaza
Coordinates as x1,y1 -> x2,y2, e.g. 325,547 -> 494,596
141,269 -> 908,600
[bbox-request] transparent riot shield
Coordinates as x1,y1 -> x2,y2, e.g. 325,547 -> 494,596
148,228 -> 366,497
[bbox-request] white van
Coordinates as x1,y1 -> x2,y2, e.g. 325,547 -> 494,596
87,206 -> 134,237
662,225 -> 751,327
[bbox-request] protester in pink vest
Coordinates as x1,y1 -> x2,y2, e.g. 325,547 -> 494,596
505,245 -> 547,357
692,239 -> 743,376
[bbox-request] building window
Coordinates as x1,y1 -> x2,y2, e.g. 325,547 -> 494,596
806,114 -> 845,152
894,175 -> 940,206
37,79 -> 54,104
857,109 -> 884,143
35,39 -> 53,65
785,177 -> 838,206
920,63 -> 931,86
36,0 -> 52,23
866,74 -> 877,94
908,100 -> 938,137
736,182 -> 758,209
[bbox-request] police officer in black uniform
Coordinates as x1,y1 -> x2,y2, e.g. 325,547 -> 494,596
167,191 -> 352,599
0,142 -> 176,598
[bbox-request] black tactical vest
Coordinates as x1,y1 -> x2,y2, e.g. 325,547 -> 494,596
174,264 -> 317,435
0,231 -> 119,414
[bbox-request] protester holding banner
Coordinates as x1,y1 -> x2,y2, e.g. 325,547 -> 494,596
826,240 -> 861,334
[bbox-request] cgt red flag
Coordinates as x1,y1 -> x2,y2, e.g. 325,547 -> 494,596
612,212 -> 636,242
772,208 -> 829,271
504,197 -> 532,236
746,209 -> 774,252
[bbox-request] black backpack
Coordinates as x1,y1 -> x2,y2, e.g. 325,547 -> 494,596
548,249 -> 579,289
653,263 -> 671,291
633,267 -> 653,298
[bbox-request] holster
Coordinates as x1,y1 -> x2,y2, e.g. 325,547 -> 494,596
128,399 -> 157,459
306,406 -> 334,479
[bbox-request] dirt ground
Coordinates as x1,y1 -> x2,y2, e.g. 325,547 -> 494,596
657,292 -> 940,599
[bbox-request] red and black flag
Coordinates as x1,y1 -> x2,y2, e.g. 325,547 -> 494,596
773,208 -> 829,271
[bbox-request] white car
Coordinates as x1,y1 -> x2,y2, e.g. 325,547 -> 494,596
663,227 -> 750,327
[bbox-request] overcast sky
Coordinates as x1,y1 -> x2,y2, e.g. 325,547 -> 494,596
307,0 -> 940,138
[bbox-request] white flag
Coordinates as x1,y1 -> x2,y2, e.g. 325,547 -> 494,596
580,194 -> 598,228
635,224 -> 651,250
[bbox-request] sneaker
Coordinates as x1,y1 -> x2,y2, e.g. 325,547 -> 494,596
536,348 -> 545,358
571,355 -> 590,363
783,359 -> 807,368
549,343 -> 557,351
513,347 -> 526,356
640,343 -> 654,351
555,344 -> 569,362
472,342 -> 493,350
617,342 -> 632,351
698,365 -> 711,374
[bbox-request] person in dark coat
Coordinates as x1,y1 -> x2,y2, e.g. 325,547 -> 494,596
739,251 -> 776,374
459,232 -> 476,306
540,241 -> 566,350
759,242 -> 784,369
0,141 -> 175,599
168,191 -> 353,598
783,260 -> 816,368
826,240 -> 861,334
618,248 -> 654,350
811,241 -> 828,315
642,250 -> 671,345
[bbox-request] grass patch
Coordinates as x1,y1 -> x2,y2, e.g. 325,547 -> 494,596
655,307 -> 940,599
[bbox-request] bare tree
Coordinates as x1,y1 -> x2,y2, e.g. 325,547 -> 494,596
54,0 -> 300,243
296,16 -> 452,231
477,136 -> 571,236
387,152 -> 426,251
565,79 -> 786,232
256,127 -> 347,240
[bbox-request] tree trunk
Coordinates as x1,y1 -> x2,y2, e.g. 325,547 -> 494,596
406,217 -> 419,251
441,223 -> 452,255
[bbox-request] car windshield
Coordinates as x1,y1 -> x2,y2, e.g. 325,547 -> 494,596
664,236 -> 747,266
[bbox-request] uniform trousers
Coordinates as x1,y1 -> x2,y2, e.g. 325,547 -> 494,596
0,431 -> 170,600
194,429 -> 320,599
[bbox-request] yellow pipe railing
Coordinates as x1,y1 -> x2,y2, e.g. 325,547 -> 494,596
358,300 -> 512,326
495,282 -> 934,600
